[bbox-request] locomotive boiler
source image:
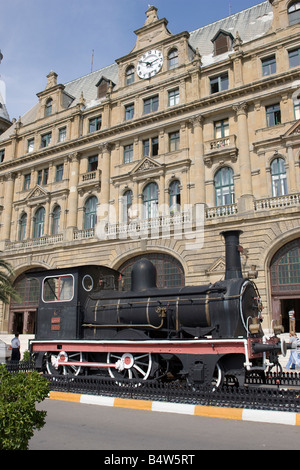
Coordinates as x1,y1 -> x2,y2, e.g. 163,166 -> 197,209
29,230 -> 286,387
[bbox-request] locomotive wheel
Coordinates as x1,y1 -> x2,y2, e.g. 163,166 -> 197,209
211,363 -> 224,389
107,351 -> 152,381
45,351 -> 83,376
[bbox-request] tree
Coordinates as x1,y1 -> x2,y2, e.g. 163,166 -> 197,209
0,259 -> 19,304
0,365 -> 49,450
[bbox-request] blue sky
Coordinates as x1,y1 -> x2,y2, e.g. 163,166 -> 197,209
0,0 -> 264,120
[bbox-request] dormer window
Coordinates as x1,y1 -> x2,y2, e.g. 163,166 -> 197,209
125,66 -> 135,85
212,30 -> 233,56
168,49 -> 178,70
45,98 -> 52,116
288,1 -> 300,25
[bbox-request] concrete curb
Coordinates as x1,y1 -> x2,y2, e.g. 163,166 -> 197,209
48,391 -> 300,426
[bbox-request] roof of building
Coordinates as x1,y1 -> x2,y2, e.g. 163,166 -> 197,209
0,1 -> 273,141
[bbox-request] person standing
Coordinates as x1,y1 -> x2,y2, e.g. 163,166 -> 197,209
11,332 -> 20,362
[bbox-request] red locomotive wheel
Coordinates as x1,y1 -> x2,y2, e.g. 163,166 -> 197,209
45,351 -> 83,376
107,351 -> 153,381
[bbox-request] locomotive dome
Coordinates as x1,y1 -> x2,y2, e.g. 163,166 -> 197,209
131,258 -> 157,292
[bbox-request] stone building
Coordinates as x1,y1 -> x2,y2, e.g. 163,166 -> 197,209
0,0 -> 299,334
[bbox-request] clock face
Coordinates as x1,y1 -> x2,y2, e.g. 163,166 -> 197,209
137,49 -> 163,79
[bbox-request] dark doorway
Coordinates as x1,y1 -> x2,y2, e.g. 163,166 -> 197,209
281,298 -> 300,333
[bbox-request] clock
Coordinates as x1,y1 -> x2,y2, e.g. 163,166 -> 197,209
137,49 -> 163,79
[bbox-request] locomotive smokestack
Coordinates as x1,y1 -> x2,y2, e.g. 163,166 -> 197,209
220,230 -> 243,279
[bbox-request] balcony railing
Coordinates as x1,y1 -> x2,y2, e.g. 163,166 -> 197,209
254,193 -> 300,211
4,194 -> 300,251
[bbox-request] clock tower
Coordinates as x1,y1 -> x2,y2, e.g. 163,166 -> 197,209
116,5 -> 197,88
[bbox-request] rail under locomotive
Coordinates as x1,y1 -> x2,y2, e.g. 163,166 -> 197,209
29,230 -> 286,387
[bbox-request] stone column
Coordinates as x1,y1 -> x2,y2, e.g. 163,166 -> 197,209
233,102 -> 254,212
67,153 -> 80,229
2,172 -> 15,240
190,115 -> 205,205
287,145 -> 297,193
99,143 -> 111,207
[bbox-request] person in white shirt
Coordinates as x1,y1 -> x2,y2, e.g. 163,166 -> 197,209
11,332 -> 20,362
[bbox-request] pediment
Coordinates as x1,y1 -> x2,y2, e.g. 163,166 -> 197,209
284,120 -> 300,137
130,156 -> 162,175
206,257 -> 226,274
25,185 -> 49,202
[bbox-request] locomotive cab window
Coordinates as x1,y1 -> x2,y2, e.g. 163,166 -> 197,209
42,274 -> 74,302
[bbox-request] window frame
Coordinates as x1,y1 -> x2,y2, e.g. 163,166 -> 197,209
143,95 -> 159,114
214,167 -> 235,207
125,103 -> 135,121
42,274 -> 74,303
88,115 -> 102,133
266,103 -> 282,127
169,131 -> 180,152
124,144 -> 133,164
210,73 -> 229,94
168,88 -> 180,106
262,55 -> 277,76
288,47 -> 300,68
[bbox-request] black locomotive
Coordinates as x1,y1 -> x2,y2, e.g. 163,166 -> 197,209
29,230 -> 285,387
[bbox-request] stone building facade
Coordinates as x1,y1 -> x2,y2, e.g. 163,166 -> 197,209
0,0 -> 299,334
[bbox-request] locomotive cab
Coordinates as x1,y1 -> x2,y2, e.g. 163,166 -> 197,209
29,265 -> 120,340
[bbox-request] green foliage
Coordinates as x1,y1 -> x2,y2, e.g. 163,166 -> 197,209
0,259 -> 20,304
0,365 -> 49,450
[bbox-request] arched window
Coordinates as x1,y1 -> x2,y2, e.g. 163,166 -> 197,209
169,180 -> 181,213
122,190 -> 133,223
214,167 -> 235,206
288,1 -> 300,25
143,182 -> 158,219
168,49 -> 178,69
33,207 -> 45,238
52,205 -> 61,235
125,65 -> 135,85
45,98 -> 52,116
271,158 -> 287,197
119,253 -> 185,290
19,213 -> 27,241
84,196 -> 97,229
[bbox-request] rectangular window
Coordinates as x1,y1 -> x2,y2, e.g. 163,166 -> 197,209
289,48 -> 300,68
42,274 -> 74,303
143,137 -> 159,157
27,138 -> 34,153
88,155 -> 98,172
214,119 -> 229,138
168,88 -> 179,106
125,103 -> 134,121
0,149 -> 4,162
210,73 -> 229,94
262,55 -> 276,76
55,164 -> 64,182
169,131 -> 180,152
143,95 -> 159,114
24,174 -> 31,190
58,127 -> 67,142
41,132 -> 52,148
266,103 -> 281,127
37,169 -> 48,186
124,144 -> 133,163
89,115 -> 102,133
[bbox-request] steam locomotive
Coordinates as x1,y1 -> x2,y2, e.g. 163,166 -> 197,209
29,230 -> 286,387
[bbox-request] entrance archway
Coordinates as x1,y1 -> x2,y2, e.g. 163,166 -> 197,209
270,238 -> 300,332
